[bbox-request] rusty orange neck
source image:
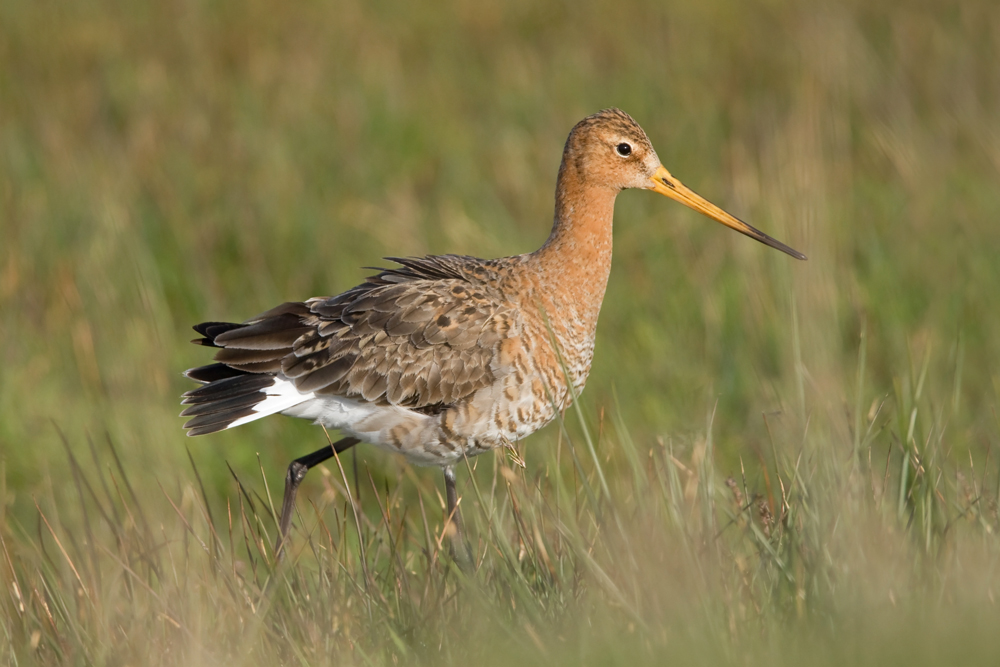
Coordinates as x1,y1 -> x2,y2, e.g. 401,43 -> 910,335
527,159 -> 618,339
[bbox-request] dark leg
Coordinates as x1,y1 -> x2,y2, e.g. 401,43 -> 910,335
275,436 -> 360,560
443,465 -> 472,570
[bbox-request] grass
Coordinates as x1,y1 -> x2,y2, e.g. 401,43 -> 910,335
3,386 -> 999,665
3,0 -> 1000,663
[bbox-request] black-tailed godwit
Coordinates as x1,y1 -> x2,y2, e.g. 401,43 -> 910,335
181,108 -> 805,560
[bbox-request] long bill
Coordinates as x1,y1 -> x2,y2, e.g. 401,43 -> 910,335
649,165 -> 806,260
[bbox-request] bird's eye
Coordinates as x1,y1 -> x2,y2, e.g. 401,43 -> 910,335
615,143 -> 632,157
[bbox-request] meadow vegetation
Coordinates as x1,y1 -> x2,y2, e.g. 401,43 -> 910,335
2,0 -> 1000,664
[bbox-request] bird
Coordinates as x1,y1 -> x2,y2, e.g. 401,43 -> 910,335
180,108 -> 805,562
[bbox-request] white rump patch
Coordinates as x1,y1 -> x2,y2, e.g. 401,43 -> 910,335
227,378 -> 316,429
224,377 -> 447,464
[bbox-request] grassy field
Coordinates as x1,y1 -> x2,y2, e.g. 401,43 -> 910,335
3,0 -> 1000,664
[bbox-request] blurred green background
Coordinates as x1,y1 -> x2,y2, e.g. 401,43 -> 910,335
3,0 -> 1000,663
3,0 -> 998,498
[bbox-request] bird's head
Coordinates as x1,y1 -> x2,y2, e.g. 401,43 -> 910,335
564,108 -> 806,260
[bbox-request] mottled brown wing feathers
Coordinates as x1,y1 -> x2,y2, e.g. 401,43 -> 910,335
195,256 -> 516,412
287,274 -> 504,406
374,255 -> 472,282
